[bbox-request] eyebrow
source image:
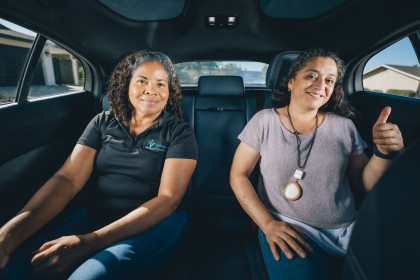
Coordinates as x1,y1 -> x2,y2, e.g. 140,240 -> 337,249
135,75 -> 167,82
305,69 -> 337,77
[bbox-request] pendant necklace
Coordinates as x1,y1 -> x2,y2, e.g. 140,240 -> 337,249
284,106 -> 318,201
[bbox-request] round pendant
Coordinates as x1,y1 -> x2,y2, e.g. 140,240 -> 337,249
284,182 -> 302,200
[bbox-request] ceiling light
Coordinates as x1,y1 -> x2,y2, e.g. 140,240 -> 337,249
208,17 -> 216,24
205,15 -> 239,28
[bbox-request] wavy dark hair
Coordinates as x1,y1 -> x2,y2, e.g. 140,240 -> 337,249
271,48 -> 356,119
107,50 -> 183,125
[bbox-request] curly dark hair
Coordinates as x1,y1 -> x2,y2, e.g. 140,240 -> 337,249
271,48 -> 356,119
107,50 -> 183,125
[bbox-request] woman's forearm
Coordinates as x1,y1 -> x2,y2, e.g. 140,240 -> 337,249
85,194 -> 180,253
362,154 -> 392,192
230,175 -> 276,233
85,158 -> 196,254
363,106 -> 404,191
0,174 -> 79,255
229,143 -> 274,232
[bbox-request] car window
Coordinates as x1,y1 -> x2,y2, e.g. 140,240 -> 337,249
175,61 -> 267,86
28,40 -> 84,100
0,19 -> 35,105
363,37 -> 420,98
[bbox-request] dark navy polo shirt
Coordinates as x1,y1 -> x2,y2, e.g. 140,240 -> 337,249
77,111 -> 198,217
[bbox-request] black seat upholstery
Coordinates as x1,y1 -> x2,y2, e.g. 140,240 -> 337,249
264,51 -> 301,108
342,139 -> 420,280
179,75 -> 267,280
101,94 -> 110,111
191,75 -> 256,229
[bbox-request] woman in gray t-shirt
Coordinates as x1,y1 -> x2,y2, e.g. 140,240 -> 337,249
230,49 -> 404,280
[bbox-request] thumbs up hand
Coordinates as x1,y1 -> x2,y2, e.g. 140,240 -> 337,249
372,106 -> 404,154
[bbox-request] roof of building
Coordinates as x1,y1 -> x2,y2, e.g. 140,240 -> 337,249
364,64 -> 420,80
387,65 -> 420,78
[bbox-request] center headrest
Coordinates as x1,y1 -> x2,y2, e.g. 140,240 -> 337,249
198,76 -> 244,96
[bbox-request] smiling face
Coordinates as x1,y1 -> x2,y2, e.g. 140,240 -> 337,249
288,57 -> 338,111
128,61 -> 169,119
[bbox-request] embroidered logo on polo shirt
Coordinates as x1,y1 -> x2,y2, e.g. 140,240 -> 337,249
144,139 -> 168,152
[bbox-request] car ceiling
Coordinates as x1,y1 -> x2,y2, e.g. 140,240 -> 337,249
0,0 -> 419,74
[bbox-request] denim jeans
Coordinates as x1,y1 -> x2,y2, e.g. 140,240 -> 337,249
3,208 -> 189,280
258,228 -> 334,280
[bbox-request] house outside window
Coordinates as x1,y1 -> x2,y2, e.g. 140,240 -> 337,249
363,37 -> 419,98
0,18 -> 84,105
363,64 -> 420,98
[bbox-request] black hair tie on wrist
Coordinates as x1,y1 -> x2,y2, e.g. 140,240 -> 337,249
373,145 -> 399,160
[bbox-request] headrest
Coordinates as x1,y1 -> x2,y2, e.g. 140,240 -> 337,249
198,76 -> 244,96
266,51 -> 302,90
265,51 -> 301,108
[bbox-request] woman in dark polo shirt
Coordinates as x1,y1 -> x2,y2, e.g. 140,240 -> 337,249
0,51 -> 198,279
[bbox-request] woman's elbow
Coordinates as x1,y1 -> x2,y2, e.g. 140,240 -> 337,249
158,193 -> 184,214
229,169 -> 246,192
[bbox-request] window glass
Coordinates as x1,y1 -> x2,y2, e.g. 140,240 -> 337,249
363,37 -> 420,98
28,40 -> 84,100
0,19 -> 35,104
175,61 -> 267,86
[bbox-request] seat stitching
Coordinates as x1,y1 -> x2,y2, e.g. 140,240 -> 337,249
347,247 -> 368,280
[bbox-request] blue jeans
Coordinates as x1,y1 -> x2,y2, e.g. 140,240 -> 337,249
258,229 -> 333,280
3,208 -> 189,280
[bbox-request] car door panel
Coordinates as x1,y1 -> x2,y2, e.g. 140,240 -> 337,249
0,92 -> 94,225
351,91 -> 420,152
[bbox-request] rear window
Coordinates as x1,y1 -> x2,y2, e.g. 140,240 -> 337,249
175,61 -> 267,86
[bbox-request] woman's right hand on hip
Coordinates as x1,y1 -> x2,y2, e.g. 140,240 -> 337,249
264,220 -> 313,261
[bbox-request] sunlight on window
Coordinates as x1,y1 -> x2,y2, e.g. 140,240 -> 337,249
175,61 -> 267,86
0,19 -> 35,104
363,37 -> 420,98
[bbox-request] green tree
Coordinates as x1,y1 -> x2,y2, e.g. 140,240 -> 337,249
386,89 -> 416,97
175,61 -> 219,83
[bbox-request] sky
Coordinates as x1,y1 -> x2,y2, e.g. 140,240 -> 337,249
0,19 -> 36,37
364,37 -> 419,72
1,19 -> 418,73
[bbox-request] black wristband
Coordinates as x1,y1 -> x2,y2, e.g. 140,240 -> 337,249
373,145 -> 399,160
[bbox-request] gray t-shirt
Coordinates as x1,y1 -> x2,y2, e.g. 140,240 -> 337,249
239,109 -> 367,228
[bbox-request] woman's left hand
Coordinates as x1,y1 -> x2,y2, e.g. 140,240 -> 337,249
372,106 -> 404,154
31,234 -> 96,279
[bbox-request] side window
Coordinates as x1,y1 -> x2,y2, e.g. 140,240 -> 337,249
363,37 -> 420,98
0,18 -> 85,105
0,19 -> 35,104
28,40 -> 84,100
